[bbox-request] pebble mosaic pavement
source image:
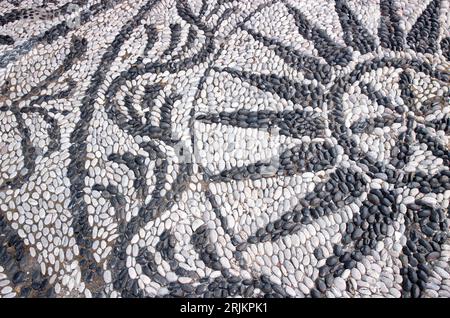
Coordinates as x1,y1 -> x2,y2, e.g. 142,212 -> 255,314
0,0 -> 449,298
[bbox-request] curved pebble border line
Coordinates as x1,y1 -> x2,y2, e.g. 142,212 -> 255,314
0,0 -> 449,298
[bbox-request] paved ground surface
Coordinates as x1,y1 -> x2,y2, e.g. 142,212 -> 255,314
0,0 -> 449,298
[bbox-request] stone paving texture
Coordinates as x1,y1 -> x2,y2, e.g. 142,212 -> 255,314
0,0 -> 449,298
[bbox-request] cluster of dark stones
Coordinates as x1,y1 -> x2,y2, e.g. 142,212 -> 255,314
0,7 -> 37,27
191,225 -> 223,272
156,230 -> 177,262
165,266 -> 288,298
112,257 -> 146,298
164,271 -> 288,298
401,197 -> 449,298
92,182 -> 127,216
0,214 -> 55,297
107,151 -> 149,199
347,188 -> 399,251
279,141 -> 337,174
0,34 -> 14,45
195,274 -> 287,298
402,170 -> 450,195
310,244 -> 364,298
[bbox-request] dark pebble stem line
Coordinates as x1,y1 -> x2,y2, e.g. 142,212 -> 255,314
204,189 -> 241,247
67,0 -> 161,293
143,24 -> 157,56
198,0 -> 208,18
109,156 -> 169,298
109,162 -> 192,298
175,25 -> 197,58
0,36 -> 87,192
162,23 -> 182,57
